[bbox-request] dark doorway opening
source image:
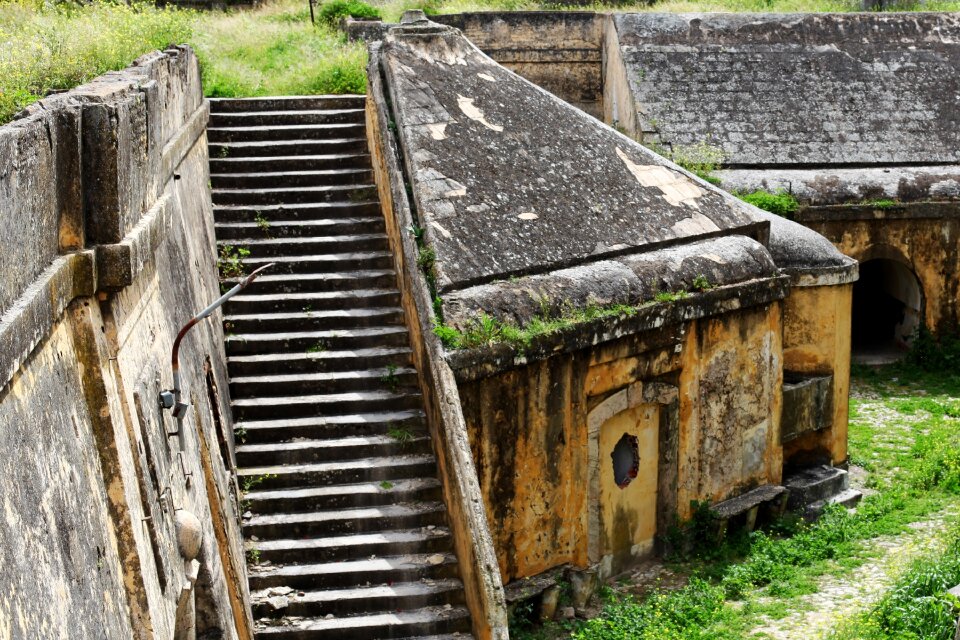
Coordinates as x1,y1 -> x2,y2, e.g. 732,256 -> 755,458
851,259 -> 923,364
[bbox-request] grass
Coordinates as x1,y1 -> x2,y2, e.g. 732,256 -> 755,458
737,189 -> 801,218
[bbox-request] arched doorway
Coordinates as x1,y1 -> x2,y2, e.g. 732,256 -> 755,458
851,258 -> 923,364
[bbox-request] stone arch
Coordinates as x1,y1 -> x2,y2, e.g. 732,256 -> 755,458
851,248 -> 925,360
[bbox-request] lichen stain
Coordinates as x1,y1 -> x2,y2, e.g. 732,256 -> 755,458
615,147 -> 704,209
456,95 -> 504,132
426,123 -> 449,140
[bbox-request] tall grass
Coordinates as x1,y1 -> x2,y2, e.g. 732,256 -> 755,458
192,0 -> 367,97
0,1 -> 194,122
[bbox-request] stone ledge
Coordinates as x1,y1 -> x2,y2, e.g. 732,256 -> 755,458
0,251 -> 96,388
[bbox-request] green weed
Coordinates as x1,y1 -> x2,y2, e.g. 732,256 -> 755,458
317,0 -> 381,27
387,424 -> 416,444
380,363 -> 401,392
241,473 -> 276,491
254,212 -> 270,233
379,480 -> 395,490
217,244 -> 250,280
306,340 -> 327,354
737,190 -> 800,219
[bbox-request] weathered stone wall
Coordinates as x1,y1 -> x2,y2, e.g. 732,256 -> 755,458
432,12 -> 605,118
456,299 -> 784,583
0,47 -> 251,640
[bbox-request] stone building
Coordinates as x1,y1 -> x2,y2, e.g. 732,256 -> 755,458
367,14 -> 858,602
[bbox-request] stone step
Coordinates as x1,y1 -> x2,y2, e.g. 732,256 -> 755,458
215,218 -> 386,241
209,137 -> 368,158
244,478 -> 443,515
236,431 -> 428,466
244,502 -> 448,539
225,289 -> 400,315
225,326 -> 409,356
803,488 -> 864,522
236,409 -> 425,443
212,168 -> 374,190
248,553 -> 460,591
228,346 -> 411,377
214,202 -> 381,222
223,270 -> 397,295
220,234 -> 389,257
784,464 -> 849,510
225,307 -> 404,334
210,108 -> 366,128
209,95 -> 366,113
229,366 -> 418,399
212,184 -> 378,206
253,604 -> 471,640
208,123 -> 366,143
231,389 -> 423,421
251,578 -> 464,618
238,454 -> 437,491
210,153 -> 372,174
239,252 -> 395,275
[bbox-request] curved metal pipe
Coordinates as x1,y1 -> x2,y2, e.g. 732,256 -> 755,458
162,263 -> 275,436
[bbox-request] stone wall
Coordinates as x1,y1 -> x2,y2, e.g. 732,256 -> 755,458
0,47 -> 251,640
432,12 -> 605,118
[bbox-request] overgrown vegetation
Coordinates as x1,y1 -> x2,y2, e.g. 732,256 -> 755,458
317,0 -> 381,27
737,189 -> 801,218
670,142 -> 726,186
217,243 -> 250,279
0,0 -> 193,123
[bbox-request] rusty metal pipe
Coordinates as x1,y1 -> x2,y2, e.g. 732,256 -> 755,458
162,263 -> 275,436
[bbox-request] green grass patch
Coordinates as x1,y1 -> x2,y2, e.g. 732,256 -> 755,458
318,0 -> 381,27
737,189 -> 801,218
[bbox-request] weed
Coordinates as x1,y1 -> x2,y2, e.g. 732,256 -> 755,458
379,480 -> 394,490
303,304 -> 313,314
670,141 -> 726,186
864,198 -> 898,209
241,473 -> 276,492
691,274 -> 712,292
217,244 -> 250,280
306,340 -> 327,354
234,426 -> 247,444
737,190 -> 800,219
654,290 -> 689,303
387,424 -> 416,444
246,547 -> 261,564
254,212 -> 270,233
380,363 -> 401,392
417,245 -> 438,288
217,146 -> 230,158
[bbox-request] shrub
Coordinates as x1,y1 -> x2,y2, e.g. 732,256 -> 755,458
317,0 -> 381,27
737,190 -> 800,218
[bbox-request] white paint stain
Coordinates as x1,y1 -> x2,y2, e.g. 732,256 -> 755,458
616,147 -> 704,209
701,252 -> 728,264
477,73 -> 496,82
517,212 -> 538,220
446,187 -> 467,198
431,221 -> 453,238
671,212 -> 721,236
456,95 -> 503,132
426,123 -> 448,140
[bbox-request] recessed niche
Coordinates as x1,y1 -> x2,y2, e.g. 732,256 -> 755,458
611,433 -> 640,489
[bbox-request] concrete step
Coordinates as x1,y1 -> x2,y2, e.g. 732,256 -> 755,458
231,389 -> 423,421
248,553 -> 460,591
223,270 -> 398,295
236,432 -> 429,466
212,184 -> 377,206
785,464 -> 849,510
238,453 -> 437,491
229,366 -> 418,399
209,137 -> 368,158
212,168 -> 374,190
215,218 -> 386,241
220,234 -> 389,257
244,502 -> 448,539
228,346 -> 411,377
214,202 -> 380,222
239,252 -> 395,275
803,488 -> 864,522
224,307 -> 403,333
244,477 -> 442,516
253,604 -> 471,640
210,108 -> 366,128
208,123 -> 366,143
235,409 -> 425,443
209,95 -> 365,113
210,153 -> 372,174
251,577 -> 463,618
225,326 -> 410,356
225,289 -> 400,315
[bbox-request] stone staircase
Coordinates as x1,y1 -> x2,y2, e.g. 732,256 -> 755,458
208,95 -> 472,640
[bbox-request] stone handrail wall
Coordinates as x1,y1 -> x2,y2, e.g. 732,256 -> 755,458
0,47 -> 251,640
366,43 -> 510,640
